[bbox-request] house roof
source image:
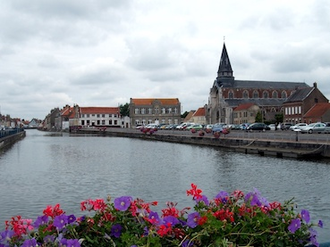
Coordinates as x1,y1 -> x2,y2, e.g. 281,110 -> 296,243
131,98 -> 180,105
304,103 -> 330,118
184,110 -> 195,122
192,107 -> 205,117
285,87 -> 314,103
234,103 -> 256,111
61,107 -> 75,118
80,107 -> 119,114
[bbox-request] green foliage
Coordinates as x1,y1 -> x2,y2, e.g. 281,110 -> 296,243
119,103 -> 130,117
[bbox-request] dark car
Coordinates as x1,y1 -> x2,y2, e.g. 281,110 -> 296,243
246,123 -> 270,131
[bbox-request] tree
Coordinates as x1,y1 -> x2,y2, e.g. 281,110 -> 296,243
255,111 -> 262,122
119,103 -> 130,117
181,111 -> 189,119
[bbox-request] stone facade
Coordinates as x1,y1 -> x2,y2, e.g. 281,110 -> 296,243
129,98 -> 181,127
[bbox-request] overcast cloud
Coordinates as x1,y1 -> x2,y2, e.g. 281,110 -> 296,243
1,0 -> 330,120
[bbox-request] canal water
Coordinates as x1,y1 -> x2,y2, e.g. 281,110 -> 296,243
0,129 -> 329,242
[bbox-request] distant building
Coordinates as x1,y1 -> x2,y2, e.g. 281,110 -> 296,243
190,107 -> 207,124
233,103 -> 260,124
183,110 -> 195,123
303,103 -> 330,123
207,42 -> 310,124
283,82 -> 329,123
130,98 -> 181,127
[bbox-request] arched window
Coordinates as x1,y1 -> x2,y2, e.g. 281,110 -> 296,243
243,90 -> 249,98
263,91 -> 269,98
271,107 -> 276,112
253,90 -> 259,98
228,90 -> 234,99
281,91 -> 287,98
272,91 -> 278,98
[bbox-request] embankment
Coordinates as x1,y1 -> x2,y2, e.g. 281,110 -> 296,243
0,131 -> 26,151
77,128 -> 330,159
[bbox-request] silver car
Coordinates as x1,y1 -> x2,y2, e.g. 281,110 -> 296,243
300,123 -> 325,134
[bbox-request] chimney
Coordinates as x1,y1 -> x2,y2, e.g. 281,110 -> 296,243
313,82 -> 317,88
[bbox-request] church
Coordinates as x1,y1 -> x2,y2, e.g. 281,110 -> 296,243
206,43 -> 310,124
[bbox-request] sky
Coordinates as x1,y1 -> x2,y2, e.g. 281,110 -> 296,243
1,0 -> 330,121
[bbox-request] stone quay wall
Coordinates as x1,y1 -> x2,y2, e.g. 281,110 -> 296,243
0,131 -> 26,151
77,128 -> 330,159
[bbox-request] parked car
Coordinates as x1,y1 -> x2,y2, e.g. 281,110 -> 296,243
300,123 -> 325,134
240,123 -> 250,130
324,122 -> 330,134
289,123 -> 308,131
246,123 -> 270,131
268,124 -> 276,130
186,124 -> 203,131
212,123 -> 224,133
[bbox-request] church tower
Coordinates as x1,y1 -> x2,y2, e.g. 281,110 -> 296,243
216,42 -> 235,87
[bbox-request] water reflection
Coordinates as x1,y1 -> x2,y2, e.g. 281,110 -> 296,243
0,129 -> 329,242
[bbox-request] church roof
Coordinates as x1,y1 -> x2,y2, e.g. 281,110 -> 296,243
225,98 -> 286,108
217,79 -> 309,89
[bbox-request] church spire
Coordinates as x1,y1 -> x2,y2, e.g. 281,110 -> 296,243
217,42 -> 234,79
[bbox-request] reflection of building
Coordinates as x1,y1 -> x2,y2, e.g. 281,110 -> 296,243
129,98 -> 181,127
207,43 -> 310,124
283,82 -> 329,123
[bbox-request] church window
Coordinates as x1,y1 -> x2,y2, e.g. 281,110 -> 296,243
272,91 -> 278,98
263,91 -> 269,98
281,91 -> 287,98
243,90 -> 249,98
253,90 -> 259,98
228,90 -> 234,98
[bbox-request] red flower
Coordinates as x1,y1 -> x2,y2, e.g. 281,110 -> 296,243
186,183 -> 203,200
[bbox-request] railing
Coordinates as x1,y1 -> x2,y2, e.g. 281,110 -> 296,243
0,128 -> 25,139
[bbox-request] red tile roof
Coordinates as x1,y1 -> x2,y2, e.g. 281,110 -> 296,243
193,107 -> 205,117
234,103 -> 256,111
61,107 -> 75,118
131,98 -> 180,105
304,103 -> 330,118
80,107 -> 119,114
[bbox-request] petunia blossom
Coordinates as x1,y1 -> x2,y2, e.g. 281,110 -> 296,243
110,223 -> 123,238
301,209 -> 310,223
114,196 -> 132,211
187,212 -> 200,228
288,218 -> 301,233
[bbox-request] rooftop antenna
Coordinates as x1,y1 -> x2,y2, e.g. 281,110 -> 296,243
223,36 -> 225,43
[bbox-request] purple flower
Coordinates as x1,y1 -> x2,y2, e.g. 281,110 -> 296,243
21,238 -> 37,247
182,239 -> 194,247
309,228 -> 319,247
114,196 -> 132,211
34,215 -> 49,228
60,238 -> 81,247
0,229 -> 14,243
301,209 -> 310,223
318,220 -> 323,228
67,214 -> 77,224
288,218 -> 301,233
53,214 -> 68,230
110,223 -> 123,238
187,212 -> 200,228
163,215 -> 180,226
148,211 -> 160,225
196,195 -> 209,206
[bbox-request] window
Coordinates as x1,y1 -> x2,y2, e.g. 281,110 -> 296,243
87,114 -> 90,117
148,108 -> 153,114
243,90 -> 249,98
135,108 -> 139,114
109,120 -> 112,125
298,106 -> 301,114
155,108 -> 159,114
141,108 -> 145,114
281,91 -> 287,98
102,114 -> 105,117
272,91 -> 278,98
174,108 -> 178,114
114,120 -> 117,125
87,120 -> 90,125
253,90 -> 259,98
168,108 -> 172,113
263,91 -> 269,98
228,90 -> 234,99
102,120 -> 105,125
162,108 -> 166,114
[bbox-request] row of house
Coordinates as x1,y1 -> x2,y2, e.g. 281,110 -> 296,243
42,42 -> 330,130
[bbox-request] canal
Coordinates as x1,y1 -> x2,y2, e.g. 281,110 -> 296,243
0,129 -> 329,242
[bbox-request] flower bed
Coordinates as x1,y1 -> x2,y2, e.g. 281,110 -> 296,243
0,184 -> 323,246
